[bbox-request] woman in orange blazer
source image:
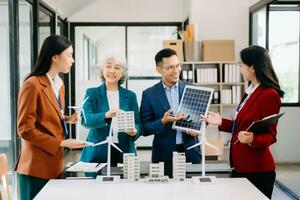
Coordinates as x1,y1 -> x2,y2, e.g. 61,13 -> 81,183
16,35 -> 86,200
204,46 -> 284,199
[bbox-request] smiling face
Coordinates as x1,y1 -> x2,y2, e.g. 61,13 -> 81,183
52,46 -> 74,74
102,57 -> 124,85
156,55 -> 181,86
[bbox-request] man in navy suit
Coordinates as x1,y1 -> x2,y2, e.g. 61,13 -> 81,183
140,48 -> 201,177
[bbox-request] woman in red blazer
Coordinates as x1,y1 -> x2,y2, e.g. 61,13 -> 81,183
204,46 -> 284,199
16,35 -> 87,200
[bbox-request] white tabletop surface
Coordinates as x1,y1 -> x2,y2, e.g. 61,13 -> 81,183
34,178 -> 268,200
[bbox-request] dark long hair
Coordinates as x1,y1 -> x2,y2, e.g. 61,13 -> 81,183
240,45 -> 284,97
26,35 -> 72,80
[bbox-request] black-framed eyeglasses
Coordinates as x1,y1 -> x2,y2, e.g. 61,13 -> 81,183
160,64 -> 181,71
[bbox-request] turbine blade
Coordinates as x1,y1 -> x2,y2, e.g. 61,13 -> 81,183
187,142 -> 202,150
93,140 -> 108,147
81,96 -> 89,107
82,109 -> 87,123
206,142 -> 218,150
68,106 -> 80,109
110,142 -> 123,153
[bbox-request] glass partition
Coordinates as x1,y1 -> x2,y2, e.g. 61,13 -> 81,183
251,7 -> 267,47
38,6 -> 54,51
269,9 -> 299,103
250,2 -> 300,105
19,0 -> 33,83
73,24 -> 179,146
127,26 -> 177,77
0,0 -> 13,169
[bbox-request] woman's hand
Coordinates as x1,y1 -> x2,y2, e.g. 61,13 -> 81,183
201,112 -> 222,126
238,131 -> 254,144
60,139 -> 87,149
201,111 -> 222,126
127,128 -> 137,137
105,109 -> 121,119
65,112 -> 78,124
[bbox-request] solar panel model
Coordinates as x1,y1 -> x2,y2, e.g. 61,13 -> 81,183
172,85 -> 214,133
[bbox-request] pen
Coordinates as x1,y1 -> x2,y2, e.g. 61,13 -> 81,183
233,139 -> 239,145
66,177 -> 93,180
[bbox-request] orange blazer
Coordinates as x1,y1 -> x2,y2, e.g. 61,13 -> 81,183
15,75 -> 65,179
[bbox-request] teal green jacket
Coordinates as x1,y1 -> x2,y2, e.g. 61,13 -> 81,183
80,84 -> 142,163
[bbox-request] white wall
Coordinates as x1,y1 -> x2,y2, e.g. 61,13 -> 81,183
271,107 -> 300,163
189,0 -> 259,59
69,0 -> 189,22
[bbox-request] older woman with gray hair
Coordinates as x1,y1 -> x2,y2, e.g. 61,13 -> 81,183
80,55 -> 142,166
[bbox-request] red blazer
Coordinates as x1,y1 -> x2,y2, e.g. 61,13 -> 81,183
219,86 -> 281,173
15,75 -> 65,179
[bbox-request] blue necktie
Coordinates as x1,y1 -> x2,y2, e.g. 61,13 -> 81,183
56,96 -> 69,138
231,94 -> 249,134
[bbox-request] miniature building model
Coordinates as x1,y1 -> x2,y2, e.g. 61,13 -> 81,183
149,162 -> 164,178
145,162 -> 169,183
114,111 -> 135,133
172,152 -> 186,181
123,153 -> 140,181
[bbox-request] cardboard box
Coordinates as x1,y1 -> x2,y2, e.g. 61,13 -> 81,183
201,40 -> 235,61
163,40 -> 184,62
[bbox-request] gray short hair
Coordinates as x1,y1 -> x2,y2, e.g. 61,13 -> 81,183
99,55 -> 128,85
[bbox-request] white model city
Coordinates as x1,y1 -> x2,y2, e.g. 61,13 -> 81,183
94,111 -> 135,183
123,153 -> 140,181
145,162 -> 169,183
172,152 -> 186,181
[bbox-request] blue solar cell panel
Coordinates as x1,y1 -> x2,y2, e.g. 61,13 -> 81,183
173,85 -> 214,132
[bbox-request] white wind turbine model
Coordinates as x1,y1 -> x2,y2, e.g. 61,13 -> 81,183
94,111 -> 135,183
187,120 -> 218,184
68,96 -> 89,140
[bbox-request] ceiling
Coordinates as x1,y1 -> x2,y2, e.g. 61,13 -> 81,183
42,0 -> 189,22
42,0 -> 98,18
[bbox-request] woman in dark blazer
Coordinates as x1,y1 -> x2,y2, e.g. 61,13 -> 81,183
204,46 -> 284,199
80,56 -> 142,165
16,35 -> 86,200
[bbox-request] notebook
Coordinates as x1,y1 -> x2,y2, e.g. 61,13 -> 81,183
66,161 -> 107,172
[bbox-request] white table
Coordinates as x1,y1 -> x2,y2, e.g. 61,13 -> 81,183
34,178 -> 268,200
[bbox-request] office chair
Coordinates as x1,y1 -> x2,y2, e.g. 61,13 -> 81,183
0,154 -> 11,200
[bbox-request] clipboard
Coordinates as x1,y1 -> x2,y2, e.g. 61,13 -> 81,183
246,112 -> 285,133
234,112 -> 284,145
